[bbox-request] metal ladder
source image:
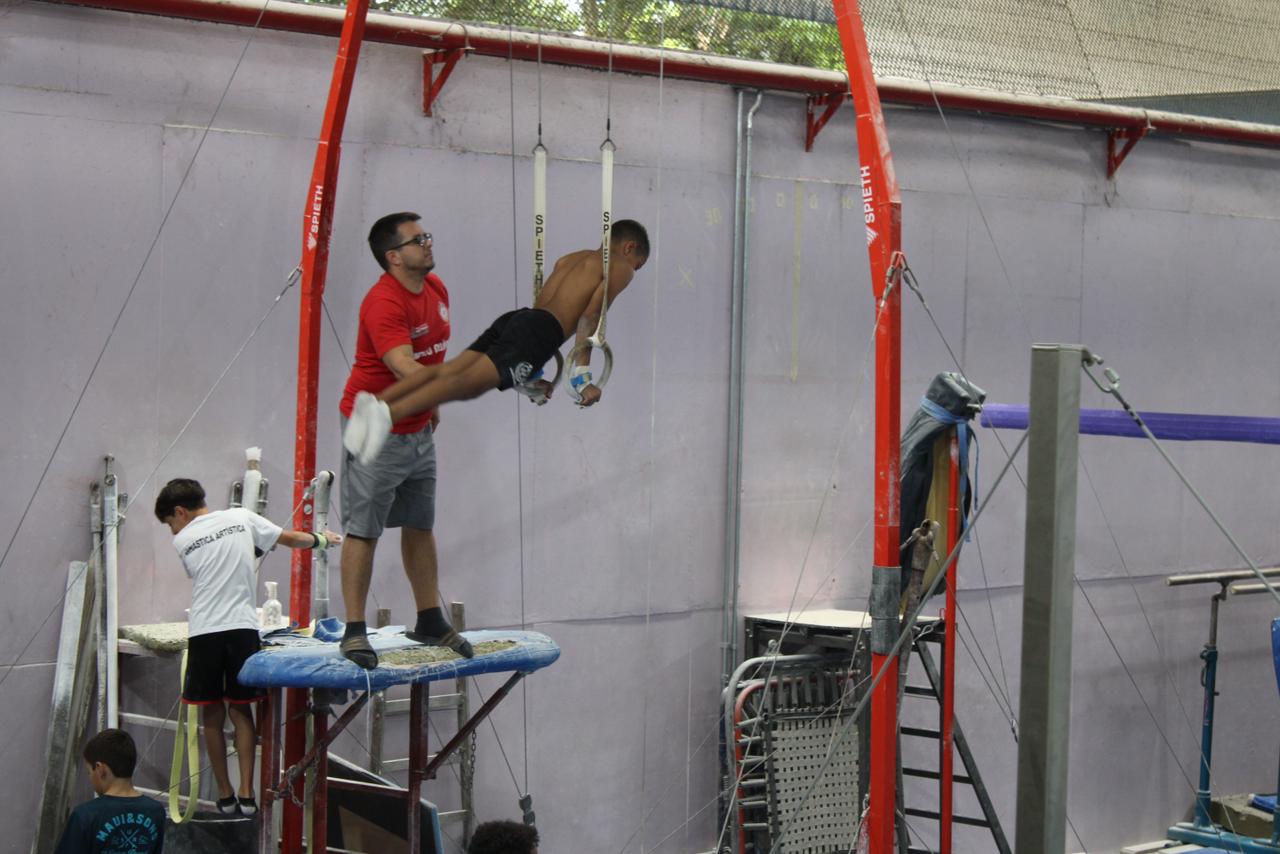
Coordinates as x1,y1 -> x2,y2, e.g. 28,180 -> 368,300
899,626 -> 1011,854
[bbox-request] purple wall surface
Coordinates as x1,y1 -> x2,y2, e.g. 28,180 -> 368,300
3,3 -> 1280,852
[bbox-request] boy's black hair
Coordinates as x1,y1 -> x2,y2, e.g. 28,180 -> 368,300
610,218 -> 649,258
154,478 -> 207,522
368,212 -> 422,271
83,728 -> 138,779
468,820 -> 539,854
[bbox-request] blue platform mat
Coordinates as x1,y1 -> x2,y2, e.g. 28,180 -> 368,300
238,626 -> 560,691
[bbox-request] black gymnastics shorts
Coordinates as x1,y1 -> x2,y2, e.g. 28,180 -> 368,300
182,628 -> 265,705
466,308 -> 566,390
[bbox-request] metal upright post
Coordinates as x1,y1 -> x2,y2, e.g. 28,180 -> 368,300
940,433 -> 960,854
259,688 -> 281,854
408,683 -> 430,853
284,0 -> 370,847
367,608 -> 390,775
452,601 -> 474,845
1015,344 -> 1083,854
102,456 -> 121,729
1193,590 -> 1224,828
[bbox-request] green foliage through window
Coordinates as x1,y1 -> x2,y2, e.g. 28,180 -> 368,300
301,0 -> 847,71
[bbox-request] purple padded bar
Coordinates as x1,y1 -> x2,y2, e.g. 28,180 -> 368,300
980,404 -> 1280,445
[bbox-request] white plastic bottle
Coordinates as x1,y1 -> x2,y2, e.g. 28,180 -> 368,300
262,581 -> 283,630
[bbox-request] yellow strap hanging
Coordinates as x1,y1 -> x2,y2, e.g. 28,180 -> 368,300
167,649 -> 200,823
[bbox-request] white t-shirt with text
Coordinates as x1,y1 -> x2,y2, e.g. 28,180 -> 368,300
172,507 -> 283,638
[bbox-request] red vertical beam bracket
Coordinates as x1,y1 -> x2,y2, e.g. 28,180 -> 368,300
1106,125 -> 1150,178
804,93 -> 846,152
939,433 -> 961,854
422,48 -> 467,117
285,0 -> 371,850
313,706 -> 330,854
407,683 -> 430,853
829,0 -> 903,851
257,690 -> 280,854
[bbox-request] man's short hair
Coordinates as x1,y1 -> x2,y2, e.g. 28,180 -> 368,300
368,212 -> 422,271
610,218 -> 649,259
154,478 -> 207,522
83,729 -> 138,778
468,820 -> 539,854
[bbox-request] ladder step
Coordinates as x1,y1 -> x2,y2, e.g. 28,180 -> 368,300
902,768 -> 975,785
903,685 -> 937,698
904,807 -> 990,828
900,726 -> 940,740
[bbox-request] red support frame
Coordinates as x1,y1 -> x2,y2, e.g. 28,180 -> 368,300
407,683 -> 429,852
422,48 -> 466,117
939,434 -> 961,854
1107,125 -> 1150,178
804,93 -> 845,152
258,689 -> 280,854
829,0 -> 903,851
284,0 -> 371,849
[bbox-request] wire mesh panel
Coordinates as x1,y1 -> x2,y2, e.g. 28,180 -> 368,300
766,709 -> 860,853
731,665 -> 867,854
309,0 -> 1280,124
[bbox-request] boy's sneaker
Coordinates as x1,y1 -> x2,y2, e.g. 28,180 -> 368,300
216,796 -> 238,815
237,796 -> 258,816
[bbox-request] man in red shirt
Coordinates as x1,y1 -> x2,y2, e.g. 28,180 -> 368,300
337,212 -> 472,669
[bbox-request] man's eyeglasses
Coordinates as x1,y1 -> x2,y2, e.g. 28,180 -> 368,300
392,233 -> 432,250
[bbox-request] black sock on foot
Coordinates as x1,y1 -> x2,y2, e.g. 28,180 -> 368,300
414,607 -> 451,637
344,620 -> 367,640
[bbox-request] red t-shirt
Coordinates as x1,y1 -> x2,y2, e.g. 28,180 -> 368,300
340,272 -> 450,435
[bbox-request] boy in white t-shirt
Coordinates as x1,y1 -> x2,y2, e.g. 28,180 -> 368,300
154,477 -> 342,815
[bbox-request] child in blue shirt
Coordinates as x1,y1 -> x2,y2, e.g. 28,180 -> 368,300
55,728 -> 165,854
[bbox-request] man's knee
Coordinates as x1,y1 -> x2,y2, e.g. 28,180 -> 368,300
341,534 -> 378,569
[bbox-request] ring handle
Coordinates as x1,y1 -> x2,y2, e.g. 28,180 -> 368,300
544,350 -> 565,390
564,339 -> 613,403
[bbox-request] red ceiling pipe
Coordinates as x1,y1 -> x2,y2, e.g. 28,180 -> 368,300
50,0 -> 1280,149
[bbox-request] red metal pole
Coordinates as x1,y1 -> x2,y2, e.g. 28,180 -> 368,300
408,683 -> 429,853
258,690 -> 279,854
284,0 -> 370,850
313,710 -> 329,854
829,0 -> 903,851
940,434 -> 960,854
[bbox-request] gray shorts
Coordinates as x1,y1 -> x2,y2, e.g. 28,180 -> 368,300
340,418 -> 437,539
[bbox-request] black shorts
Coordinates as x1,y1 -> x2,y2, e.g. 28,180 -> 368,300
466,308 -> 565,390
182,629 -> 265,705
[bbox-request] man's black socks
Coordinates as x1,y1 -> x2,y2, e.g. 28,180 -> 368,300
415,607 -> 451,637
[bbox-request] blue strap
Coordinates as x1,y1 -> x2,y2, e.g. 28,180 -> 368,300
919,398 -> 979,540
